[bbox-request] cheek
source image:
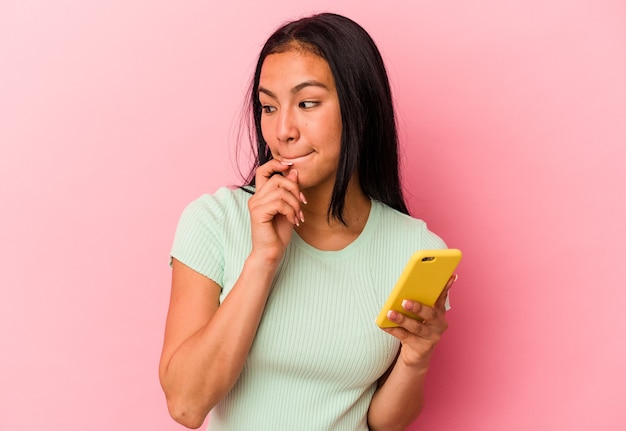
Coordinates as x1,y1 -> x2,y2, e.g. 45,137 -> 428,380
259,122 -> 277,156
328,107 -> 342,138
261,126 -> 278,154
327,115 -> 342,146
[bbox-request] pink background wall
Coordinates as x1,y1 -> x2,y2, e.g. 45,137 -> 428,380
1,1 -> 625,429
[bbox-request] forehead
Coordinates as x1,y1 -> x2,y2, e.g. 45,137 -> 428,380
259,50 -> 335,90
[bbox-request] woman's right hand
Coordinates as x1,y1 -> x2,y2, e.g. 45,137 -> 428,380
161,164 -> 305,426
247,160 -> 306,266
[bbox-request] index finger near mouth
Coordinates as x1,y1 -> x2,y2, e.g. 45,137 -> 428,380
255,160 -> 291,189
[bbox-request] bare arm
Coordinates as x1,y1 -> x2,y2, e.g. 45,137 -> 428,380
159,257 -> 278,428
367,276 -> 456,431
159,162 -> 304,428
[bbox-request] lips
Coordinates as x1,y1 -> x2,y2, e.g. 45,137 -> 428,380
280,152 -> 314,164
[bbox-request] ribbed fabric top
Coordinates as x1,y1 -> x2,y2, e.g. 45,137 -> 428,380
170,187 -> 447,430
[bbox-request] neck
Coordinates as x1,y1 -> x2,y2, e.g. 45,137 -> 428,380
296,177 -> 371,250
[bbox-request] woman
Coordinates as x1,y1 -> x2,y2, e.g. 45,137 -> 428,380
159,13 -> 455,430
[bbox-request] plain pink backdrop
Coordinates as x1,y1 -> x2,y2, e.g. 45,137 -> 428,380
1,1 -> 625,429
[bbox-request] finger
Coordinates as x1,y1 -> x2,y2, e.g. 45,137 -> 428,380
435,273 -> 458,310
282,167 -> 299,186
269,199 -> 302,227
255,174 -> 301,203
249,187 -> 304,226
257,167 -> 305,204
400,299 -> 437,323
388,307 -> 449,340
255,159 -> 293,190
254,173 -> 304,217
384,310 -> 435,339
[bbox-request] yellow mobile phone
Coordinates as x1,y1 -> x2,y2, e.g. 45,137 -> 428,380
376,249 -> 462,328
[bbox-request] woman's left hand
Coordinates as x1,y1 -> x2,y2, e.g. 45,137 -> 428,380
383,274 -> 457,369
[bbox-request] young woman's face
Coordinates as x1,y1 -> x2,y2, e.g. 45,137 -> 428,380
258,49 -> 343,192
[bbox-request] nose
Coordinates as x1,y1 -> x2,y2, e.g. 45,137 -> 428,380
275,108 -> 299,143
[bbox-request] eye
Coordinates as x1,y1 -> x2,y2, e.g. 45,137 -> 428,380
299,101 -> 319,109
261,105 -> 277,114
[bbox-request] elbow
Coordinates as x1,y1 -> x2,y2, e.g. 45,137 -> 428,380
159,367 -> 211,428
368,420 -> 415,431
368,407 -> 424,431
159,363 -> 229,428
165,395 -> 208,429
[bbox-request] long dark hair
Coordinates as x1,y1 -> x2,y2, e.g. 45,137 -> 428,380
240,13 -> 409,222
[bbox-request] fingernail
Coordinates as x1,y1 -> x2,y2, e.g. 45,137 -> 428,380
453,274 -> 459,283
401,300 -> 413,311
292,169 -> 298,176
281,161 -> 293,166
387,310 -> 398,321
299,210 -> 305,223
295,216 -> 300,227
300,192 -> 307,204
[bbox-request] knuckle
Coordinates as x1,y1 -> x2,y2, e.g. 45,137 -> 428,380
397,329 -> 410,342
413,322 -> 424,336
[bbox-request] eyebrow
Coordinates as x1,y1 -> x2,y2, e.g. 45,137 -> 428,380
258,80 -> 329,98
